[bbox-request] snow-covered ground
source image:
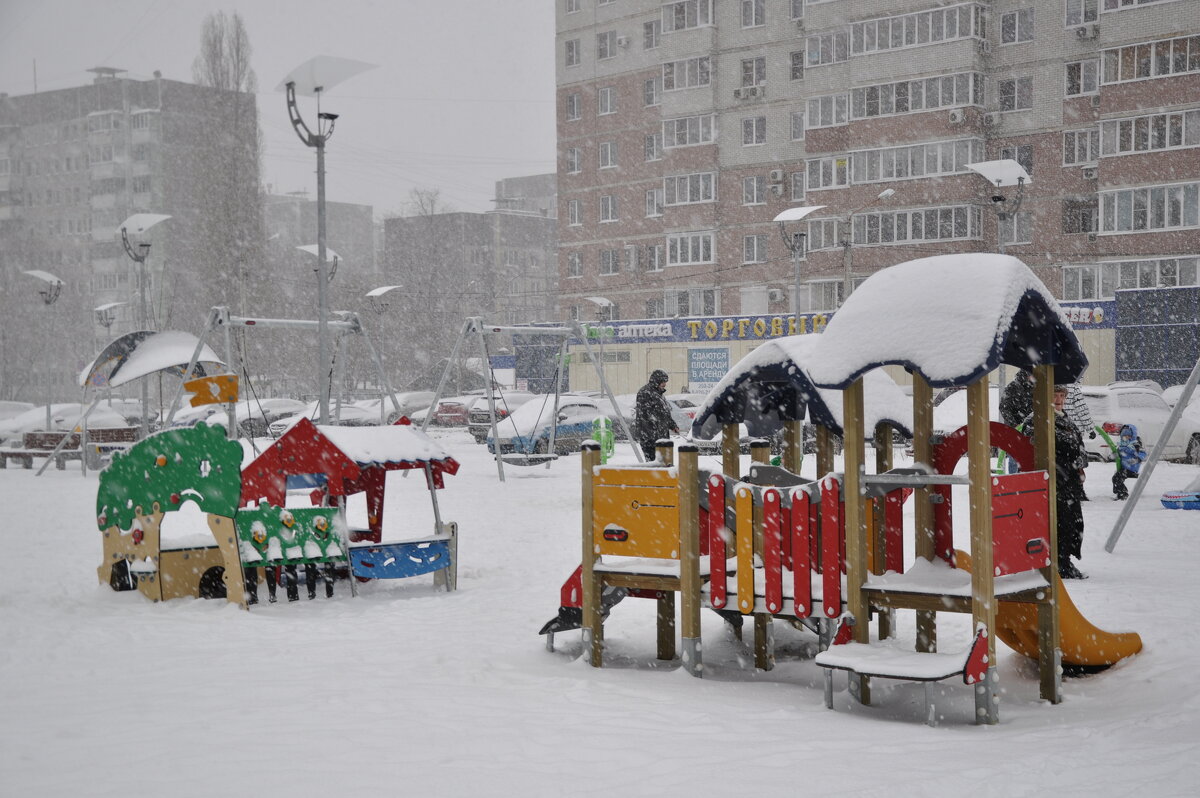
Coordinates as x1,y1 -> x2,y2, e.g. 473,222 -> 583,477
2,430 -> 1198,796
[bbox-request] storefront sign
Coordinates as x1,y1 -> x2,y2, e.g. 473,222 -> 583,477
580,313 -> 827,345
688,348 -> 729,392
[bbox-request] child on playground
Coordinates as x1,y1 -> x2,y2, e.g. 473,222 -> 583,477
1112,424 -> 1147,501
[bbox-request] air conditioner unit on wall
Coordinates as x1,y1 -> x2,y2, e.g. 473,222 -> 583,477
1082,166 -> 1098,180
616,35 -> 629,48
978,40 -> 992,55
733,88 -> 742,99
948,108 -> 965,124
982,112 -> 998,127
1076,24 -> 1100,40
768,169 -> 784,183
768,288 -> 786,302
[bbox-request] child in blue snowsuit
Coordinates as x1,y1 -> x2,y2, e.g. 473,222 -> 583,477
1112,424 -> 1147,500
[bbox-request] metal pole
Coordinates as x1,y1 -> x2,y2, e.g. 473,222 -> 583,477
139,256 -> 150,436
316,133 -> 331,425
841,223 -> 852,308
792,236 -> 802,318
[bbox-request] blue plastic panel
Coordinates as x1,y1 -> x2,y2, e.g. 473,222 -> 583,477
350,539 -> 451,579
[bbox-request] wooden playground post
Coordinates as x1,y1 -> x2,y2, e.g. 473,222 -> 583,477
1032,364 -> 1062,704
722,423 -> 740,479
580,442 -> 603,667
656,439 -> 674,467
782,419 -> 803,475
911,374 -> 937,653
966,377 -> 998,724
815,425 -> 835,479
842,377 -> 870,705
678,445 -> 702,676
749,438 -> 772,670
873,422 -> 895,641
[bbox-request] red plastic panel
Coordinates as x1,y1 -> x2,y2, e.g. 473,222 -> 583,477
763,489 -> 783,614
707,474 -> 727,609
991,471 -> 1052,575
963,626 -> 990,685
790,488 -> 812,618
821,475 -> 843,618
560,565 -> 583,608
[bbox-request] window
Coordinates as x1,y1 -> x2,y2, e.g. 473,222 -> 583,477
663,114 -> 715,147
743,234 -> 768,263
567,199 -> 582,226
1063,198 -> 1099,234
1101,110 -> 1200,156
1101,0 -> 1176,10
667,231 -> 715,265
666,287 -> 717,316
646,188 -> 664,217
790,0 -> 804,20
807,219 -> 842,250
1102,36 -> 1200,84
565,39 -> 581,67
566,147 -> 581,174
663,57 -> 711,90
1065,60 -> 1099,96
743,175 -> 766,205
850,73 -> 982,120
1063,257 -> 1199,301
1066,0 -> 1098,26
644,77 -> 661,107
600,195 -> 618,222
806,32 -> 849,66
600,249 -> 621,275
1100,182 -> 1200,233
850,4 -> 985,56
566,251 -> 582,278
807,94 -> 848,128
799,280 -> 845,312
852,138 -> 984,184
741,57 -> 766,88
597,31 -> 617,60
1000,144 -> 1034,175
645,132 -> 663,162
599,141 -> 617,168
807,156 -> 849,190
646,244 -> 664,272
664,172 -> 716,205
598,86 -> 616,115
90,144 -> 114,163
790,171 -> 806,201
565,92 -> 581,121
852,206 -> 982,244
644,20 -> 661,49
131,175 -> 150,193
1063,129 -> 1100,165
742,116 -> 766,146
998,77 -> 1033,111
741,0 -> 765,28
790,111 -> 805,141
1001,9 -> 1034,44
565,0 -> 580,13
790,51 -> 804,80
646,297 -> 667,318
662,0 -> 712,33
999,212 -> 1033,245
130,113 -> 152,130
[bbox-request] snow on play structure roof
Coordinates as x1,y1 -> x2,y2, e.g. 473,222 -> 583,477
317,423 -> 454,467
691,334 -> 913,440
806,254 -> 1087,390
78,330 -> 224,389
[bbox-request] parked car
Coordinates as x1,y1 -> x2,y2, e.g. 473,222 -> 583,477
667,393 -> 705,431
411,393 -> 486,426
467,391 -> 537,443
266,400 -> 383,438
0,403 -> 129,446
355,391 -> 436,424
487,394 -> 612,456
173,397 -> 309,438
0,401 -> 35,423
1081,383 -> 1200,464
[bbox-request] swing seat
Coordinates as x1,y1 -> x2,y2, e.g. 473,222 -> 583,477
502,453 -> 559,466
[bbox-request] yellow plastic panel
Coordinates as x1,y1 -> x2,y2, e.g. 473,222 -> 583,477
593,484 -> 679,559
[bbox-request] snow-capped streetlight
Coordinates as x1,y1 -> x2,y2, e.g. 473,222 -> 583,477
118,213 -> 172,330
23,270 -> 64,430
278,55 -> 375,425
366,285 -> 401,315
773,205 -> 826,318
840,189 -> 896,307
94,301 -> 126,330
965,159 -> 1031,255
296,244 -> 341,284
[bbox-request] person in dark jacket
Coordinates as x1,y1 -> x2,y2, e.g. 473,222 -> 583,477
634,369 -> 678,461
1000,369 -> 1034,428
1023,385 -> 1088,579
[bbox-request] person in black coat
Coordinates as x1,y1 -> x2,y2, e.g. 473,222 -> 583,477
1000,369 -> 1034,428
1023,384 -> 1088,579
634,369 -> 678,461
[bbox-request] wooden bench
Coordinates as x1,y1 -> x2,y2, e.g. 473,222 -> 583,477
815,623 -> 990,726
0,427 -> 139,470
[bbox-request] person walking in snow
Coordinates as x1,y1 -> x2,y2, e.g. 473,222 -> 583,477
634,369 -> 678,462
1000,369 -> 1034,428
1023,385 -> 1088,579
1111,424 -> 1147,501
1062,383 -> 1096,499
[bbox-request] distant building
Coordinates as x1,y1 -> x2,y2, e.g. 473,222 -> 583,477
264,190 -> 378,283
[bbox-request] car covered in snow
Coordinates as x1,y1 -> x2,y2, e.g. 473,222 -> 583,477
1081,382 -> 1200,464
172,398 -> 309,438
266,400 -> 384,438
486,394 -> 612,456
466,391 -> 537,443
0,403 -> 130,445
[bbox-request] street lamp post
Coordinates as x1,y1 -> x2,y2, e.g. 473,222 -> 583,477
279,56 -> 374,425
23,270 -> 63,430
119,213 -> 171,436
965,158 -> 1030,256
773,205 -> 826,318
840,189 -> 896,307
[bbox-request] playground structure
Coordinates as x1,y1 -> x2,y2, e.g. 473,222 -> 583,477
97,417 -> 460,608
546,254 -> 1143,725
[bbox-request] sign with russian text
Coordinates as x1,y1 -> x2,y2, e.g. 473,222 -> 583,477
689,348 -> 729,392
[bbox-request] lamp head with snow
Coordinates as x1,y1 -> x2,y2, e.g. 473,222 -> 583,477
366,285 -> 401,314
22,270 -> 63,305
94,301 -> 127,328
118,213 -> 171,263
297,244 -> 341,282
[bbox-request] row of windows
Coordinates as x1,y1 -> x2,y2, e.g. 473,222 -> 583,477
1100,182 -> 1200,233
850,4 -> 985,57
1102,36 -> 1200,84
1063,255 -> 1200,301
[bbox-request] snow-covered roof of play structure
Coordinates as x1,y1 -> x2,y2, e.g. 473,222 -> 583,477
691,334 -> 913,440
317,423 -> 454,467
78,330 -> 224,389
806,254 -> 1087,390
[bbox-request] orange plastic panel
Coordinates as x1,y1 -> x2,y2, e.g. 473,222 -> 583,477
593,483 -> 679,559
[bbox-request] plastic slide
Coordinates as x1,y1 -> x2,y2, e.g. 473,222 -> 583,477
955,551 -> 1142,667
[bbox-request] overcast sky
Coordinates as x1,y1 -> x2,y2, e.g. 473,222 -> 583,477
0,0 -> 557,216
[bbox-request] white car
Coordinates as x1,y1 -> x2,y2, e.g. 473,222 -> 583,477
0,403 -> 129,445
1081,383 -> 1200,464
266,401 -> 383,438
486,394 -> 610,455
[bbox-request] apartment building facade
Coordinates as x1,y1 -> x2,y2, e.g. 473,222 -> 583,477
555,0 -> 1200,385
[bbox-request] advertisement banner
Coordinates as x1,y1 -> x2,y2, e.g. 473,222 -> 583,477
688,347 -> 729,393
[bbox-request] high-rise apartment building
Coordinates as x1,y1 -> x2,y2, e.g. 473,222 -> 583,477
555,0 -> 1199,349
